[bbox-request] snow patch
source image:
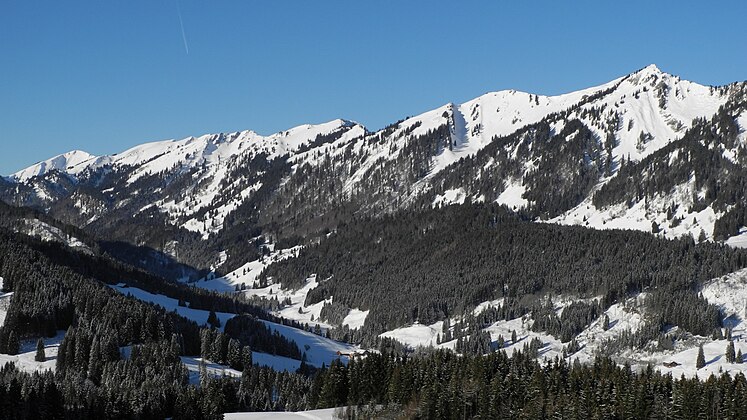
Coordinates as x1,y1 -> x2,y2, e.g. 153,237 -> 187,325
342,309 -> 369,330
432,188 -> 466,206
496,182 -> 528,209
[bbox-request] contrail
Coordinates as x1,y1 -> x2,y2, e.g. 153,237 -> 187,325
176,0 -> 189,54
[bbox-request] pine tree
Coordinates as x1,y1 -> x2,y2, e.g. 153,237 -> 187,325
211,333 -> 228,363
207,310 -> 221,328
87,336 -> 101,382
602,314 -> 610,331
200,329 -> 212,359
35,338 -> 45,362
651,221 -> 660,234
737,349 -> 743,364
696,344 -> 706,369
199,359 -> 209,388
726,340 -> 736,363
227,339 -> 242,370
6,330 -> 19,356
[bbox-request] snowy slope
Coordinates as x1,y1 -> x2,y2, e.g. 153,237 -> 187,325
193,246 -> 301,293
19,219 -> 90,252
550,183 -> 722,241
12,150 -> 96,182
551,107 -> 746,243
589,64 -> 727,162
109,283 -> 358,368
0,337 -> 61,374
429,78 -> 623,178
188,247 -> 340,330
0,290 -> 64,374
380,269 -> 747,379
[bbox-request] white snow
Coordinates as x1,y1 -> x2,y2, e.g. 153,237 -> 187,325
380,267 -> 747,380
432,188 -> 466,206
342,309 -> 369,330
257,319 -> 356,367
181,351 -> 308,379
194,246 -> 301,293
552,177 -> 720,242
12,150 -> 96,181
181,356 -> 242,384
0,276 -> 63,375
726,228 -> 747,249
701,269 -> 747,321
0,283 -> 11,327
190,249 -> 344,332
496,182 -> 528,209
251,352 -> 304,373
224,408 -> 338,420
380,321 -> 445,349
0,329 -> 66,375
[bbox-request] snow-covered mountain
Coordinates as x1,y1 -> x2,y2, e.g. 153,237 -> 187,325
12,150 -> 96,182
2,64 -> 746,274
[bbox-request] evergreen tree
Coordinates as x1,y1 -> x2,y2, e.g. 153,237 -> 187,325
726,340 -> 736,363
6,330 -> 19,355
227,338 -> 242,370
207,310 -> 221,329
35,338 -> 45,362
602,314 -> 610,331
87,336 -> 101,382
241,346 -> 253,369
737,349 -> 743,364
696,344 -> 706,369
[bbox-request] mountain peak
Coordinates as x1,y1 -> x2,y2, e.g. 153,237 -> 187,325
12,150 -> 96,182
629,63 -> 669,80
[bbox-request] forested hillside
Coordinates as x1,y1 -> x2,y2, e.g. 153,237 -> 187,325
262,204 -> 747,343
0,228 -> 327,418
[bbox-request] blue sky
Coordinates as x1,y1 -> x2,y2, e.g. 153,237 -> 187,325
1,1 -> 745,174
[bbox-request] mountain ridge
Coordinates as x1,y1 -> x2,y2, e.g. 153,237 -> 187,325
2,64 -> 746,276
4,64 -> 666,183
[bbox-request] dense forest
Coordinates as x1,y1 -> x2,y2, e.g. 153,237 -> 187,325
262,204 -> 747,344
5,342 -> 747,419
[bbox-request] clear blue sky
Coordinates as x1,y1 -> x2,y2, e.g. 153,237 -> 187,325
1,1 -> 745,175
